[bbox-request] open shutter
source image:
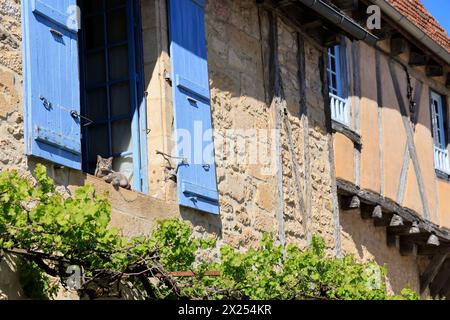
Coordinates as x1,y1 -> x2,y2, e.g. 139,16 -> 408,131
169,0 -> 219,215
22,0 -> 81,169
431,92 -> 445,148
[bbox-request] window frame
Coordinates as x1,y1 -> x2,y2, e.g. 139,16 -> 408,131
327,38 -> 351,127
430,89 -> 450,176
78,0 -> 148,193
431,91 -> 446,149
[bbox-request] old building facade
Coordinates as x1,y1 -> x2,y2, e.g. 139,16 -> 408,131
0,0 -> 450,299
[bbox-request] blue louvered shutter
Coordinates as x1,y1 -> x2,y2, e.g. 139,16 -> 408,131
169,0 -> 219,215
22,0 -> 81,170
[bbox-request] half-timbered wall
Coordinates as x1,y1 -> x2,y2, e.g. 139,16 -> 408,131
333,37 -> 450,294
0,0 -> 341,298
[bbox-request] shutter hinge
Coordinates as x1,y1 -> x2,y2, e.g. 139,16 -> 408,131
164,73 -> 172,84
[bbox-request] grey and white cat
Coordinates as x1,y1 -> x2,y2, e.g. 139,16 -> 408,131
95,156 -> 131,190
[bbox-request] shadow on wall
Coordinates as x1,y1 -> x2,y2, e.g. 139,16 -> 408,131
181,207 -> 223,241
339,210 -> 427,295
0,255 -> 24,300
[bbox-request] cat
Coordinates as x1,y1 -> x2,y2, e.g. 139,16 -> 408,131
95,156 -> 131,190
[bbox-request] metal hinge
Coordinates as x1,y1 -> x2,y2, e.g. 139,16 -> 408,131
164,73 -> 172,84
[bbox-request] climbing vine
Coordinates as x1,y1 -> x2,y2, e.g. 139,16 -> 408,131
0,165 -> 419,300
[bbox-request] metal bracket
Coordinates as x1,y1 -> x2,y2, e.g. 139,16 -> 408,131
40,96 -> 52,110
164,72 -> 172,84
70,110 -> 94,127
189,196 -> 198,204
50,28 -> 63,38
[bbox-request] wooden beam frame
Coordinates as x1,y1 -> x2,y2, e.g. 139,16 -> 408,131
373,212 -> 393,227
391,36 -> 409,56
332,0 -> 359,11
420,253 -> 450,293
339,195 -> 360,211
409,50 -> 428,66
389,60 -> 431,220
331,120 -> 362,146
399,239 -> 417,256
429,260 -> 450,298
337,179 -> 450,240
440,275 -> 450,299
301,19 -> 323,30
418,245 -> 450,256
426,64 -> 444,78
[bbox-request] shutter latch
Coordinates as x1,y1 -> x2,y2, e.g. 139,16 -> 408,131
170,159 -> 188,181
39,96 -> 52,110
70,110 -> 94,127
156,150 -> 188,181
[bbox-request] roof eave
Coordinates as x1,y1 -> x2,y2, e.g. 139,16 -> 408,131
371,0 -> 450,66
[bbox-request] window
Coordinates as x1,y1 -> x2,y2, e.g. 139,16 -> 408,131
79,0 -> 141,187
22,0 -> 219,214
327,43 -> 350,126
431,91 -> 450,174
22,0 -> 148,193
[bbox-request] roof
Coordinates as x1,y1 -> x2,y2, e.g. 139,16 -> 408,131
386,0 -> 450,53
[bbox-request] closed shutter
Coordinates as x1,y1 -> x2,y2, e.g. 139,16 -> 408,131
169,0 -> 219,215
22,0 -> 81,169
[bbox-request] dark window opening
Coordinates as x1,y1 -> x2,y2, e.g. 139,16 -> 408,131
78,0 -> 145,190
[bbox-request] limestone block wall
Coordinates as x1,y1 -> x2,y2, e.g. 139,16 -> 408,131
0,0 -> 25,171
189,0 -> 339,253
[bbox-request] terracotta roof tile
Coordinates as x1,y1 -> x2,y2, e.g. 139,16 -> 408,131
386,0 -> 450,53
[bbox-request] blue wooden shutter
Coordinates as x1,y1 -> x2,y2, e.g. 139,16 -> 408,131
22,0 -> 81,170
169,0 -> 219,215
431,91 -> 446,149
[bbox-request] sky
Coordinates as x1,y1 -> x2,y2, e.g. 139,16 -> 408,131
421,0 -> 450,34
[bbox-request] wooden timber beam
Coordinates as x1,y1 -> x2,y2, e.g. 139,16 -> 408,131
332,120 -> 362,146
332,0 -> 359,11
387,225 -> 411,235
336,179 -> 450,242
360,203 -> 376,220
426,63 -> 444,78
339,195 -> 360,211
387,221 -> 422,236
373,212 -> 394,227
301,19 -> 323,31
373,24 -> 395,40
387,231 -> 399,248
418,245 -> 450,256
391,36 -> 409,56
409,50 -> 428,66
275,0 -> 295,8
439,274 -> 450,299
420,253 -> 450,293
323,31 -> 341,47
399,239 -> 417,257
429,260 -> 450,298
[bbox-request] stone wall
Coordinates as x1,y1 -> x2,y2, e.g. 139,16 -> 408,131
0,0 -> 25,171
194,0 -> 339,253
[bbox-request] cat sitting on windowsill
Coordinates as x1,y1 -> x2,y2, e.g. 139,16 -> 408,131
95,155 -> 131,190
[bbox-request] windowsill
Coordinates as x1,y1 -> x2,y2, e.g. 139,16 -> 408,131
435,169 -> 450,181
331,120 -> 362,147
